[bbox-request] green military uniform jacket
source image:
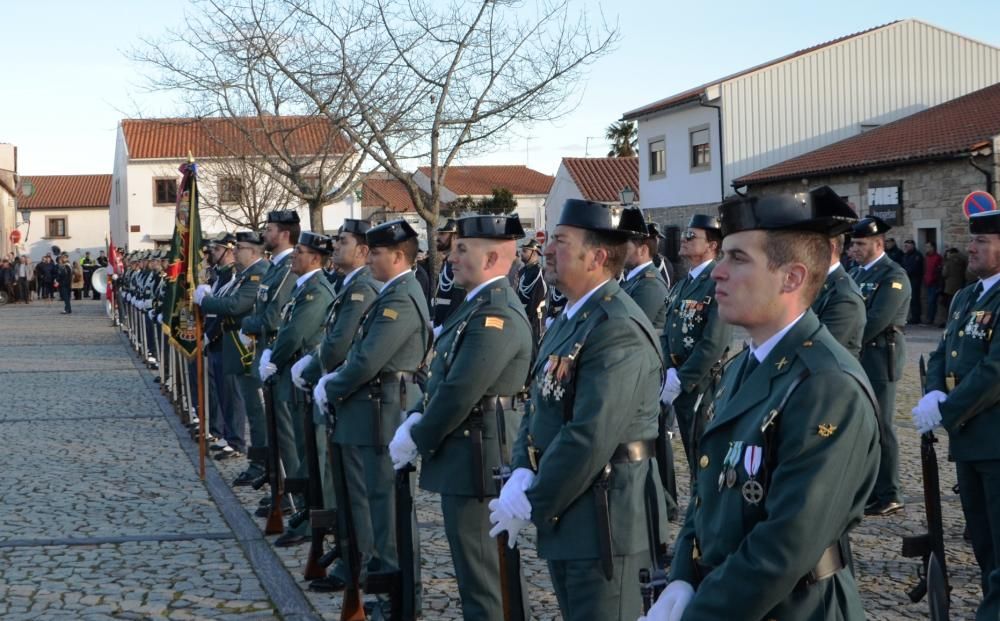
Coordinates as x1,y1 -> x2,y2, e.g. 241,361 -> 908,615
301,266 -> 381,386
670,312 -> 879,620
200,259 -> 269,375
811,264 -> 866,358
663,261 -> 732,393
269,271 -> 336,403
511,280 -> 662,560
326,270 -> 431,446
927,279 -> 1000,461
241,251 -> 296,349
623,262 -> 668,331
852,254 -> 911,382
411,277 -> 533,496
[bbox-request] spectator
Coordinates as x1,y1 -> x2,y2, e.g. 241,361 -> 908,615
923,241 -> 943,325
901,239 -> 924,324
36,255 -> 56,301
56,254 -> 72,314
0,259 -> 14,301
885,237 -> 905,264
71,261 -> 85,300
96,250 -> 109,268
80,251 -> 97,299
940,248 -> 968,326
15,255 -> 31,304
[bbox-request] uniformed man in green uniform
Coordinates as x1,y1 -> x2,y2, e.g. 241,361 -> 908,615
516,238 -> 547,343
390,214 -> 533,620
643,190 -> 879,621
196,231 -> 270,482
812,227 -> 866,358
659,215 -> 732,469
314,219 -> 430,602
290,219 -> 381,592
490,198 -> 662,621
849,216 -> 911,516
239,210 -> 300,491
914,209 -> 1000,621
259,231 -> 337,546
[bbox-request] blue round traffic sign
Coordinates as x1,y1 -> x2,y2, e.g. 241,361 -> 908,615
964,191 -> 998,218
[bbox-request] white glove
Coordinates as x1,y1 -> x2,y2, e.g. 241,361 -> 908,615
291,354 -> 313,390
488,499 -> 531,549
147,309 -> 155,320
314,372 -> 337,411
193,284 -> 212,305
911,390 -> 946,434
640,580 -> 695,621
156,313 -> 163,324
203,335 -> 210,349
238,329 -> 252,347
497,467 -> 535,520
660,368 -> 682,405
144,299 -> 152,310
259,349 -> 276,381
544,316 -> 554,330
389,412 -> 422,469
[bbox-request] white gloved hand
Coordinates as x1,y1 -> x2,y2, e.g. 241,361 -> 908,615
389,412 -> 422,469
156,313 -> 163,324
203,335 -> 211,349
313,372 -> 337,411
640,580 -> 695,621
488,499 -> 531,549
147,309 -> 155,320
660,368 -> 682,405
911,390 -> 946,434
238,329 -> 252,347
259,349 -> 276,381
145,299 -> 153,310
291,354 -> 313,391
497,467 -> 535,520
193,284 -> 212,305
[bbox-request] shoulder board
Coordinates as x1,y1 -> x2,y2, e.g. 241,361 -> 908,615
383,308 -> 399,320
250,275 -> 261,282
350,292 -> 366,302
794,336 -> 843,374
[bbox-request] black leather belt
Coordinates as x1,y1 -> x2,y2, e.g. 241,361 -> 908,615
610,440 -> 655,463
695,542 -> 843,590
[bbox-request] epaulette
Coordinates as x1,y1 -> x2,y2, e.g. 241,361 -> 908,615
794,336 -> 843,375
596,289 -> 631,320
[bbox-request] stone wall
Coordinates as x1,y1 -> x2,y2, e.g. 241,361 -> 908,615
644,201 -> 721,231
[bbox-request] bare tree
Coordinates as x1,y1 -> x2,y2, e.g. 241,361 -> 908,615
135,0 -> 617,266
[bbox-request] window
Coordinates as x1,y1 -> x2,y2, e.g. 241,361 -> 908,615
300,175 -> 321,193
154,178 -> 178,205
690,127 -> 711,169
219,177 -> 243,203
46,216 -> 68,238
649,138 -> 665,178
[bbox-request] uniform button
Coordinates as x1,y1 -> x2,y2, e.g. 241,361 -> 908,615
427,371 -> 432,378
550,516 -> 559,524
699,455 -> 709,469
958,331 -> 964,337
463,430 -> 470,437
672,323 -> 677,328
952,351 -> 958,358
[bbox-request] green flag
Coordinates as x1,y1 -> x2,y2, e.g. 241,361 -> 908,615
161,160 -> 203,358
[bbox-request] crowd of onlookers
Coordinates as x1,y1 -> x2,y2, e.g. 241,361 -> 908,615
0,250 -> 108,309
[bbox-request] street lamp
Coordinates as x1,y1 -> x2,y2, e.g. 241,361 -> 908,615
619,185 -> 635,207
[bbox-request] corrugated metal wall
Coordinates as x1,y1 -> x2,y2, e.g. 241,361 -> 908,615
723,20 -> 1000,188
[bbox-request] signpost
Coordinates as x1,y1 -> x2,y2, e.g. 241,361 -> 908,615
9,229 -> 21,245
963,191 -> 998,218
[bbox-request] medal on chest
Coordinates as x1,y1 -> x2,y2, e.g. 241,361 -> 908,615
964,310 -> 990,340
741,445 -> 764,505
540,343 -> 582,402
719,441 -> 743,491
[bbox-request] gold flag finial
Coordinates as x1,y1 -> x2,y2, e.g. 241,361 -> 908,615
187,150 -> 194,163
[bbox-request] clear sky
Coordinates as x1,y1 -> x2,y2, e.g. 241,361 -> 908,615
3,0 -> 1000,178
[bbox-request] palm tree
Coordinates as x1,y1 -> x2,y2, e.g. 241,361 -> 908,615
605,120 -> 637,157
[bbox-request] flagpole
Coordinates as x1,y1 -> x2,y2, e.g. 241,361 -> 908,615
195,303 -> 206,480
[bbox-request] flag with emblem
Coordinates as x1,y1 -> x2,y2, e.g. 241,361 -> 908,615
160,160 -> 203,358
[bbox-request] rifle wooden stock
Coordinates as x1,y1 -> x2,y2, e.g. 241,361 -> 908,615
262,376 -> 285,535
328,413 -> 366,621
302,390 -> 327,581
492,397 -> 526,621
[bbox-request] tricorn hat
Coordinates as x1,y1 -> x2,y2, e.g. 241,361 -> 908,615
437,218 -> 458,234
456,214 -> 525,240
235,231 -> 264,245
557,199 -> 631,240
616,208 -> 649,238
520,238 -> 542,252
687,214 -> 721,231
851,215 -> 892,239
970,210 -> 1000,235
211,233 -> 237,249
366,219 -> 419,248
341,219 -> 372,238
267,210 -> 301,225
720,186 -> 858,237
297,231 -> 334,255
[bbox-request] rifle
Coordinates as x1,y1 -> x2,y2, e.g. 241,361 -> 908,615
491,397 -> 526,621
301,388 -> 328,580
262,340 -> 288,535
365,461 -> 417,621
326,409 -> 366,621
901,355 -> 950,608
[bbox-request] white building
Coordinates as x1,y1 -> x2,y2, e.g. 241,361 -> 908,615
17,174 -> 111,261
0,144 -> 18,258
111,116 -> 359,250
622,19 -> 1000,217
545,157 -> 638,233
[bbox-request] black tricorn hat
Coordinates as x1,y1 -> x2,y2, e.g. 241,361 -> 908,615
647,222 -> 665,239
720,186 -> 858,237
520,238 -> 542,252
267,210 -> 301,224
851,215 -> 892,239
211,233 -> 237,249
557,199 -> 631,239
456,214 -> 526,240
616,207 -> 649,238
970,210 -> 1000,235
235,231 -> 264,245
341,219 -> 372,238
297,231 -> 334,255
437,218 -> 458,233
366,219 -> 419,248
687,214 -> 721,231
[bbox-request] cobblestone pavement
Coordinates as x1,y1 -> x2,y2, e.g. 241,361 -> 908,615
0,299 -> 985,619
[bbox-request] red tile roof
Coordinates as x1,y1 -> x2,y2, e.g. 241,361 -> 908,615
362,174 -> 417,213
417,165 -> 554,196
734,81 -> 1000,186
18,174 -> 111,210
561,157 -> 638,203
622,21 -> 899,121
121,116 -> 351,160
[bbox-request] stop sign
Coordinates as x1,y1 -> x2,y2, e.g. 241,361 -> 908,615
8,229 -> 21,244
534,230 -> 546,245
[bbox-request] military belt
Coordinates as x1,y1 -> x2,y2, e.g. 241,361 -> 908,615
526,439 -> 654,474
695,542 -> 844,590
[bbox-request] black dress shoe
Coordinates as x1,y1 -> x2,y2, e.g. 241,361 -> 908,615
255,498 -> 293,517
308,575 -> 346,592
865,500 -> 904,516
274,532 -> 309,547
233,471 -> 257,486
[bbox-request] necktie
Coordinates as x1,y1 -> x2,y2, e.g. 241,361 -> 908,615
736,351 -> 759,389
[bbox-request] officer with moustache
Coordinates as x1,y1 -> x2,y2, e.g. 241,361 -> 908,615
914,209 -> 1000,621
516,238 -> 547,344
389,214 -> 533,620
849,216 -> 911,517
491,199 -> 662,621
643,190 -> 879,621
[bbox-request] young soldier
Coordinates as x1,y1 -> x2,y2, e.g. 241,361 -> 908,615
644,190 -> 879,621
811,210 -> 866,359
